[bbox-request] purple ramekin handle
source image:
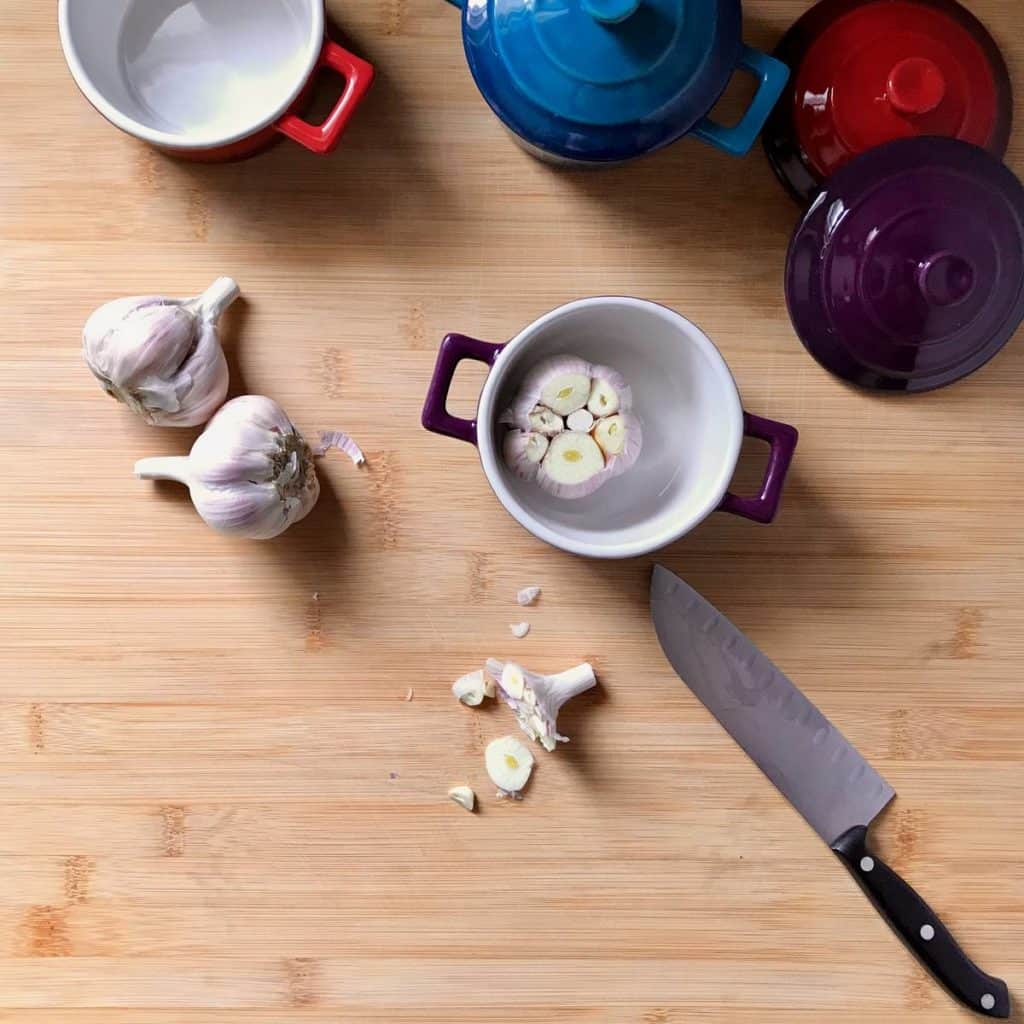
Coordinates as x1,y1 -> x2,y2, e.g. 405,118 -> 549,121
718,411 -> 799,524
421,333 -> 506,445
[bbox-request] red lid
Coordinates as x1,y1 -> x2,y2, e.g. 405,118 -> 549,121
763,0 -> 1012,204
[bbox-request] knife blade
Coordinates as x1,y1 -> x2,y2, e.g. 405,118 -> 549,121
651,565 -> 1009,1019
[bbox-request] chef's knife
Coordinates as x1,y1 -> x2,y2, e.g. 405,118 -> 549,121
650,565 -> 1009,1018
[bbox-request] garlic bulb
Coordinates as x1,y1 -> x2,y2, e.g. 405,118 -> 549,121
134,395 -> 320,539
82,277 -> 239,427
500,354 -> 641,499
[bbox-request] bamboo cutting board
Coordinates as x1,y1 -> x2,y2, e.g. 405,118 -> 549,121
1,1 -> 1023,1021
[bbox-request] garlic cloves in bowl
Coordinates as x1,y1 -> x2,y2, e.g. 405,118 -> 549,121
134,395 -> 320,539
500,354 -> 642,500
82,277 -> 239,427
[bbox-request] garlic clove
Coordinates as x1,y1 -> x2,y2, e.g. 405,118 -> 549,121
448,785 -> 476,812
540,370 -> 592,416
452,669 -> 488,706
509,355 -> 594,425
82,277 -> 239,428
566,408 -> 594,432
595,412 -> 643,477
536,431 -> 607,499
503,430 -> 549,481
498,661 -> 527,700
135,395 -> 320,540
587,364 -> 632,417
527,406 -> 565,436
485,735 -> 535,796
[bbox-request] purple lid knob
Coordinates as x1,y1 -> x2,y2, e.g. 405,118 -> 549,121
785,136 -> 1024,392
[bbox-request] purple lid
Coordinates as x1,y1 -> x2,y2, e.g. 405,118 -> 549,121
785,136 -> 1024,392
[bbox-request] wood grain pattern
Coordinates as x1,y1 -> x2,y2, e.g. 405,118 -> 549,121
2,1 -> 1023,1020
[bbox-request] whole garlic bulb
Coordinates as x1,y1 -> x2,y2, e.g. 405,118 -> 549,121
82,277 -> 239,427
134,396 -> 320,539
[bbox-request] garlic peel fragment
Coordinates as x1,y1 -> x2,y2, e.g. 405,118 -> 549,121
486,658 -> 597,751
135,395 -> 320,539
315,430 -> 365,466
517,586 -> 541,606
83,277 -> 239,427
448,785 -> 476,812
509,621 -> 530,639
485,735 -> 535,795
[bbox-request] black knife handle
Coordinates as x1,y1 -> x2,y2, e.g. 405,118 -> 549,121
832,825 -> 1009,1018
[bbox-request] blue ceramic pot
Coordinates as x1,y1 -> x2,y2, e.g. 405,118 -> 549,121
451,0 -> 789,164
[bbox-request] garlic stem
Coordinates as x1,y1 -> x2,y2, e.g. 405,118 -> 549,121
134,456 -> 192,486
188,276 -> 240,321
546,662 -> 597,700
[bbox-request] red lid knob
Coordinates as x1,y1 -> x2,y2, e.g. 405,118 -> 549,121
887,57 -> 946,115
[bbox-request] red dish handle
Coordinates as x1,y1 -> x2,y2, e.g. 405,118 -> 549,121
275,40 -> 375,155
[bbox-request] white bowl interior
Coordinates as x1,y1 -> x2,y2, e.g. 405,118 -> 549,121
62,0 -> 319,145
479,300 -> 744,558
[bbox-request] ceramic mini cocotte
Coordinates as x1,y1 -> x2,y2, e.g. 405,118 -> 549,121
447,0 -> 790,163
422,298 -> 799,559
59,0 -> 374,160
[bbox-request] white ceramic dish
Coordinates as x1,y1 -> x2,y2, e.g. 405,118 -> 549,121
59,0 -> 373,159
422,297 -> 799,559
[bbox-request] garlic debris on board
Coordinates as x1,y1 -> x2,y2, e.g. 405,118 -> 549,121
517,585 -> 541,606
134,395 -> 320,539
486,659 -> 597,751
500,355 -> 642,499
485,735 -> 535,798
82,277 -> 239,427
448,785 -> 476,812
509,621 -> 530,639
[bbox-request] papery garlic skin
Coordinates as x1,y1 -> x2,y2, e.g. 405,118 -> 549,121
83,277 -> 239,427
134,395 -> 320,540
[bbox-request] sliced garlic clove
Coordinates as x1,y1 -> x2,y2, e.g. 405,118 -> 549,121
566,408 -> 594,432
587,364 -> 632,417
540,371 -> 592,416
528,406 -> 564,436
452,669 -> 488,706
597,412 -> 644,477
485,735 -> 535,796
499,662 -> 527,699
510,621 -> 530,639
448,785 -> 476,812
517,585 -> 541,606
593,414 -> 627,456
536,431 -> 607,499
503,430 -> 548,481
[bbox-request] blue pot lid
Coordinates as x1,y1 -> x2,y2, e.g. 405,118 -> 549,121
462,0 -> 745,161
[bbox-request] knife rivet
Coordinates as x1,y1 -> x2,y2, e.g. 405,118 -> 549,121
919,924 -> 935,941
859,856 -> 874,872
981,994 -> 995,1011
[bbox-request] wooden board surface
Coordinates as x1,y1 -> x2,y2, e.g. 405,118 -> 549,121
2,1 -> 1023,1020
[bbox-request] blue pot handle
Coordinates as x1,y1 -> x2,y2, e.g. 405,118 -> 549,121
691,45 -> 789,157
